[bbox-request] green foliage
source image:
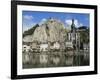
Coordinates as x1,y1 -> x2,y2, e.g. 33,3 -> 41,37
80,28 -> 89,44
23,24 -> 39,37
78,26 -> 87,29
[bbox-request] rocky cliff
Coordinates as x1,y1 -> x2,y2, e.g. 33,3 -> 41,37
23,18 -> 67,43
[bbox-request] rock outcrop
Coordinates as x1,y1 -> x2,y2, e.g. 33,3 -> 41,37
23,18 -> 67,43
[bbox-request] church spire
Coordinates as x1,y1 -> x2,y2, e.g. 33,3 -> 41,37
71,19 -> 76,32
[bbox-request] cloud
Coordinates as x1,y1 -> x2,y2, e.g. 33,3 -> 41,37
39,18 -> 47,25
65,20 -> 72,26
23,23 -> 36,32
23,15 -> 34,20
42,18 -> 47,22
23,15 -> 36,32
65,19 -> 83,28
79,23 -> 83,27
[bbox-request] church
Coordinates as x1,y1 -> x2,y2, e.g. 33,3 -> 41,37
66,19 -> 80,50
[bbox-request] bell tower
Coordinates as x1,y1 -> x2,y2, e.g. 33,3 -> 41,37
71,19 -> 76,33
71,19 -> 76,49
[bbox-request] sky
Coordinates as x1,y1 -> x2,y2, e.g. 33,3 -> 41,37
22,11 -> 90,32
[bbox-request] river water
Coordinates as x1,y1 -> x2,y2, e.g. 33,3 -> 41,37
23,50 -> 89,69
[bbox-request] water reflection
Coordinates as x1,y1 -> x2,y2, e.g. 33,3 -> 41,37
23,50 -> 89,68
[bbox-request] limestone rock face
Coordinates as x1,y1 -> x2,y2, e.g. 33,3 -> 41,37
32,24 -> 48,43
23,35 -> 32,42
23,18 -> 67,43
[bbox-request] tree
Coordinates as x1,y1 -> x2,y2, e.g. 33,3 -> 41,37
23,24 -> 39,37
